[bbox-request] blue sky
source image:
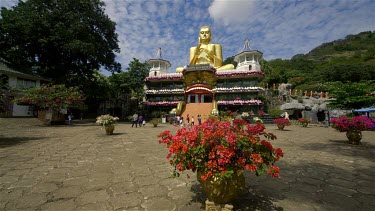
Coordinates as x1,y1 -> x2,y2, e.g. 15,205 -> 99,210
1,0 -> 374,75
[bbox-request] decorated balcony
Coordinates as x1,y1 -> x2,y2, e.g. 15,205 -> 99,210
212,86 -> 264,93
145,89 -> 184,95
216,70 -> 264,78
145,73 -> 183,82
217,99 -> 263,105
146,101 -> 179,106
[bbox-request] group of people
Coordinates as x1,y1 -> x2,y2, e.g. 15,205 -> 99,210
176,114 -> 202,127
131,112 -> 204,128
131,113 -> 146,128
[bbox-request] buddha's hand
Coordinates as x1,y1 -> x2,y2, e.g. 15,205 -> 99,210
202,49 -> 214,60
194,44 -> 202,55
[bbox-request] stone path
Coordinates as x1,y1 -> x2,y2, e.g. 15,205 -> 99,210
0,118 -> 374,210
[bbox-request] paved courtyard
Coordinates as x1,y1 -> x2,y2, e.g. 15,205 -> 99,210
0,118 -> 374,211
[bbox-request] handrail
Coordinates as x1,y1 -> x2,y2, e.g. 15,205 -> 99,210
176,101 -> 186,115
211,100 -> 218,115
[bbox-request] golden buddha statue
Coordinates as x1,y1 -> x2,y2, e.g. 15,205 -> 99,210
176,26 -> 234,72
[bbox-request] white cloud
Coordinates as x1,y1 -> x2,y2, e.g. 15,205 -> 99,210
208,0 -> 256,26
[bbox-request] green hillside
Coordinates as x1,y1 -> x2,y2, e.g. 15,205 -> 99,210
306,31 -> 375,63
261,31 -> 375,92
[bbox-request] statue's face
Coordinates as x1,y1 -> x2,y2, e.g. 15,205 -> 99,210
199,27 -> 211,42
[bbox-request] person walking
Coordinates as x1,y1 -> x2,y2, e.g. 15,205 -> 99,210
180,117 -> 184,128
197,114 -> 202,125
132,113 -> 138,128
138,115 -> 143,127
187,114 -> 190,125
284,112 -> 290,120
191,116 -> 195,126
68,113 -> 73,125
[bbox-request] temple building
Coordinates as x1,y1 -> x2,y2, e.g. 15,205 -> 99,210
144,35 -> 265,120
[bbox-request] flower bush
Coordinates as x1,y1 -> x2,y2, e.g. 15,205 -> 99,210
96,114 -> 119,126
298,118 -> 310,124
158,118 -> 283,181
331,116 -> 373,132
258,110 -> 266,116
241,112 -> 249,118
274,118 -> 292,128
253,117 -> 263,124
16,84 -> 84,111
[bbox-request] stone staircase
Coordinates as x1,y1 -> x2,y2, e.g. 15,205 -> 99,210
181,103 -> 213,123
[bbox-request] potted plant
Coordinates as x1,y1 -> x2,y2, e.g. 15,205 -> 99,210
330,116 -> 374,144
149,118 -> 160,127
274,118 -> 291,130
158,118 -> 283,208
298,118 -> 310,127
96,114 -> 119,135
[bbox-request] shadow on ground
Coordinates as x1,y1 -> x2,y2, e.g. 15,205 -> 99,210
0,136 -> 45,148
298,138 -> 375,160
189,183 -> 283,211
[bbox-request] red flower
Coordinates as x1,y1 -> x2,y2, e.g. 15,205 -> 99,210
158,117 -> 283,181
267,166 -> 280,178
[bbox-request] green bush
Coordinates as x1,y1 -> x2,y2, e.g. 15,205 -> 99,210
268,107 -> 283,118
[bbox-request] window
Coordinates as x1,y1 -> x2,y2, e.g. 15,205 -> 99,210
1,74 -> 9,86
17,78 -> 36,89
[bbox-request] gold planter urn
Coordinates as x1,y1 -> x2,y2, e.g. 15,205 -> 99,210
197,170 -> 245,211
104,125 -> 115,135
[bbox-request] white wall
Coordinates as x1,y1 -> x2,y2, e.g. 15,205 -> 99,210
12,103 -> 34,117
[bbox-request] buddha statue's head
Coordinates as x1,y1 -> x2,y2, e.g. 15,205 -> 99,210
198,26 -> 212,44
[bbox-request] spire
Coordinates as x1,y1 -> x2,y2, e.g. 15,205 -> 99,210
241,38 -> 251,52
156,47 -> 163,59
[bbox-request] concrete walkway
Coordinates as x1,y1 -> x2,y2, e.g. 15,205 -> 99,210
0,118 -> 374,210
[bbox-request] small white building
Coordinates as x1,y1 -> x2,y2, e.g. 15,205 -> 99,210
234,38 -> 263,71
147,48 -> 171,77
0,62 -> 50,117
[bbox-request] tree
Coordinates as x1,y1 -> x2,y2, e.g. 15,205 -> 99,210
79,70 -> 112,114
124,58 -> 149,100
325,81 -> 375,109
16,84 -> 85,111
223,56 -> 237,68
0,0 -> 121,86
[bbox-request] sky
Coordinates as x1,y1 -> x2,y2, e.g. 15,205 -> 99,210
1,0 -> 374,75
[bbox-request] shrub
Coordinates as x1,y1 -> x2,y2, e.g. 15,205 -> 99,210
149,118 -> 160,127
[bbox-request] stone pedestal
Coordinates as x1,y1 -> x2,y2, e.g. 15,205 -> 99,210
205,200 -> 233,211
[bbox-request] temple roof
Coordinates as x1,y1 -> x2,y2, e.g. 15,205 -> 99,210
234,38 -> 263,59
0,62 -> 50,81
242,38 -> 252,52
147,48 -> 171,68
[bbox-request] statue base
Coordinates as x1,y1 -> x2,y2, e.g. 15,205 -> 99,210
184,64 -> 215,72
205,200 -> 234,211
